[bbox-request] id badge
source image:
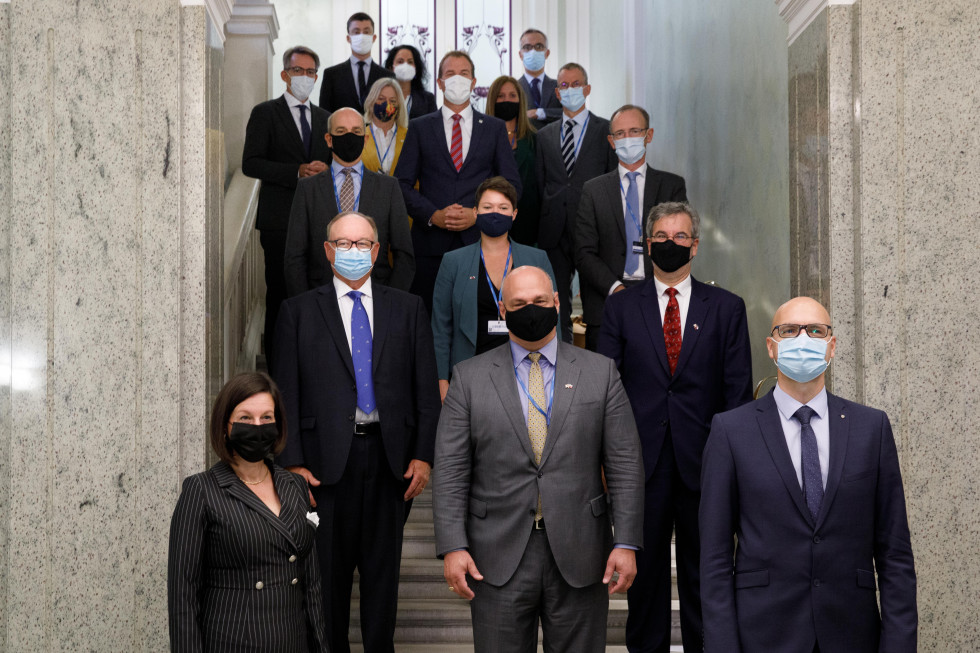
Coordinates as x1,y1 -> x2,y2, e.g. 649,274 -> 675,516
487,320 -> 509,334
632,241 -> 645,255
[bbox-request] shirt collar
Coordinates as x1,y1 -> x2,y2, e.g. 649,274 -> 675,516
509,332 -> 559,369
349,54 -> 374,66
284,91 -> 311,109
333,274 -> 373,300
563,110 -> 586,128
523,71 -> 545,83
330,160 -> 364,176
618,163 -> 647,182
653,273 -> 692,298
441,104 -> 473,123
773,384 -> 828,423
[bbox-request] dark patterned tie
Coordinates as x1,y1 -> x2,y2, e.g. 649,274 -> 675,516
561,119 -> 576,176
297,104 -> 311,157
795,405 -> 823,520
530,77 -> 542,108
348,291 -> 376,414
357,61 -> 368,104
339,167 -> 355,211
663,287 -> 682,375
450,114 -> 463,171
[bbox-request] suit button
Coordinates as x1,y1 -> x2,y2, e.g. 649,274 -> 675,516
255,581 -> 264,590
348,415 -> 354,421
289,555 -> 297,563
537,472 -> 543,478
813,579 -> 821,587
291,578 -> 299,585
661,420 -> 668,427
813,536 -> 821,544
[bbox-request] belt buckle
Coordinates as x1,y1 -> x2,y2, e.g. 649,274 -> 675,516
534,518 -> 545,530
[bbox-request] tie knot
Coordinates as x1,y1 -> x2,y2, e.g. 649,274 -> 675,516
452,113 -> 462,123
528,352 -> 542,364
666,287 -> 678,299
358,61 -> 365,68
627,171 -> 639,183
794,405 -> 816,426
348,290 -> 362,301
564,120 -> 574,134
297,105 -> 307,114
531,77 -> 540,88
341,166 -> 353,177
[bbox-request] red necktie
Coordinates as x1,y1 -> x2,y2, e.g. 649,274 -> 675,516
663,287 -> 682,375
450,114 -> 463,171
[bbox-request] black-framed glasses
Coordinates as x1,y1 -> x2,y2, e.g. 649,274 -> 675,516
286,66 -> 317,77
520,43 -> 547,52
328,239 -> 375,252
771,324 -> 833,338
649,233 -> 694,245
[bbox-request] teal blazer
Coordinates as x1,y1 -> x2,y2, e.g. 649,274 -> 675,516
432,240 -> 556,379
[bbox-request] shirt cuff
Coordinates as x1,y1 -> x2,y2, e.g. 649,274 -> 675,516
608,281 -> 624,295
613,544 -> 639,551
536,107 -> 546,120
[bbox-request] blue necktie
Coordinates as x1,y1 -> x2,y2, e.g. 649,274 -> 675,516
795,405 -> 823,520
348,291 -> 376,414
625,171 -> 641,276
530,77 -> 542,108
298,105 -> 312,157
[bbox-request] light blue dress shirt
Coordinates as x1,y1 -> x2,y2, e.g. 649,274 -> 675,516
330,160 -> 364,211
509,335 -> 558,425
772,384 -> 830,489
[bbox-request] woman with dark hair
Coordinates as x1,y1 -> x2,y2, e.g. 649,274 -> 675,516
384,43 -> 438,119
168,372 -> 328,652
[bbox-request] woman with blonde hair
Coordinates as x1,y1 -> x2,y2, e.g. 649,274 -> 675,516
362,77 -> 410,175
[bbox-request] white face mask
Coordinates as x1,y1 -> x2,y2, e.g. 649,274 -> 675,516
442,75 -> 473,105
394,63 -> 416,82
288,75 -> 315,102
349,33 -> 373,56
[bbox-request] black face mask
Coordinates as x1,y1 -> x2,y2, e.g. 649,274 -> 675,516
493,100 -> 520,122
505,304 -> 558,342
649,240 -> 692,273
330,132 -> 365,163
228,422 -> 279,462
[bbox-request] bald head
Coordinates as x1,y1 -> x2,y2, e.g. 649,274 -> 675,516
501,266 -> 556,308
328,106 -> 365,132
771,297 -> 831,331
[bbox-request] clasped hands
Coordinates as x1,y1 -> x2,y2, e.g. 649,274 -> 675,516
431,205 -> 477,231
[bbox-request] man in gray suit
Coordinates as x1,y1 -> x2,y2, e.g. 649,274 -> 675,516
433,265 -> 644,652
284,107 -> 414,297
535,63 -> 618,341
516,28 -> 562,129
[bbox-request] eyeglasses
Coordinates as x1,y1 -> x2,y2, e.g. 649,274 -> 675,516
520,43 -> 547,52
286,66 -> 317,77
770,324 -> 833,338
329,239 -> 375,252
649,233 -> 694,245
611,128 -> 648,140
557,81 -> 586,90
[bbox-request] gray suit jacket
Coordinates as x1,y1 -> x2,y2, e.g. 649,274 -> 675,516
518,74 -> 562,129
283,166 -> 415,296
433,340 -> 644,588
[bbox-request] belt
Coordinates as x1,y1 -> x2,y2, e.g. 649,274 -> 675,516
353,422 -> 381,436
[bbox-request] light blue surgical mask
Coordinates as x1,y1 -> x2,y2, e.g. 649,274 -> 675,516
333,248 -> 373,281
774,335 -> 830,383
614,136 -> 647,164
558,87 -> 586,112
522,49 -> 546,72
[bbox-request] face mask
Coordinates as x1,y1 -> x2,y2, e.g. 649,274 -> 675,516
558,87 -> 586,112
330,132 -> 364,163
476,211 -> 513,238
373,100 -> 397,122
522,49 -> 546,72
333,247 -> 373,281
649,240 -> 692,273
394,62 -> 416,82
505,304 -> 558,342
228,422 -> 279,463
442,75 -> 473,105
289,75 -> 315,102
493,100 -> 520,122
774,335 -> 830,383
349,33 -> 373,56
614,136 -> 647,164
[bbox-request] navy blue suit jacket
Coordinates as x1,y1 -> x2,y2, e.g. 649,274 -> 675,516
597,276 -> 752,488
394,109 -> 522,257
699,391 -> 917,653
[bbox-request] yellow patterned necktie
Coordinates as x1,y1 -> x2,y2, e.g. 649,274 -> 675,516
527,352 -> 547,520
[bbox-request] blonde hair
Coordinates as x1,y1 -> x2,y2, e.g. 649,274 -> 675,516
363,77 -> 409,130
486,75 -> 536,139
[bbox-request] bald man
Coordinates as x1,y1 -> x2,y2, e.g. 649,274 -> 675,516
433,266 -> 644,652
700,297 -> 917,653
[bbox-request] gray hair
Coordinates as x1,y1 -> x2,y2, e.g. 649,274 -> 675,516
282,45 -> 320,71
646,202 -> 701,240
362,77 -> 409,130
520,28 -> 548,49
558,62 -> 588,85
326,211 -> 379,241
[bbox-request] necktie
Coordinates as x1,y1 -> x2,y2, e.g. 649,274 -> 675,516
795,405 -> 823,520
663,287 -> 682,375
561,119 -> 576,176
450,114 -> 463,172
530,77 -> 542,108
348,291 -> 376,414
357,61 -> 368,104
527,352 -> 547,520
339,167 -> 356,211
625,171 -> 641,275
298,104 -> 312,157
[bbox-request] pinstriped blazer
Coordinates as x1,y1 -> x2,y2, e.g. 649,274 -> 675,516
168,461 -> 328,653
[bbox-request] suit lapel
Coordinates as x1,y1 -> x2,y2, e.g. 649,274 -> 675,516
756,394 -> 815,527
639,280 -> 671,376
315,284 -> 356,380
213,462 -> 298,549
607,173 -> 627,247
371,284 -> 390,374
462,111 -> 488,171
538,342 -> 580,468
673,278 -> 709,378
642,165 -> 663,217
816,393 -> 850,528
275,96 -> 307,159
358,169 -> 378,217
461,245 -> 482,347
432,114 -> 458,172
489,345 -> 537,465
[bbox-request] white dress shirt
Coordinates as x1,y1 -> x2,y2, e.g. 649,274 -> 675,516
441,104 -> 474,162
349,54 -> 374,98
332,275 -> 380,423
284,90 -> 313,139
522,71 -> 547,120
619,163 -> 647,279
370,123 -> 397,174
653,274 -> 692,339
772,384 -> 830,490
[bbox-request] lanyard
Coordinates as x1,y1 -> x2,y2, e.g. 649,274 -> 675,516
619,178 -> 643,236
372,124 -> 397,174
331,165 -> 362,212
515,360 -> 554,426
480,244 -> 512,318
566,112 -> 590,162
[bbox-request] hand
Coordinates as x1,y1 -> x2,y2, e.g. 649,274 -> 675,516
444,550 -> 483,600
526,108 -> 538,119
298,161 -> 326,177
439,379 -> 450,404
602,548 -> 637,595
429,209 -> 448,229
613,284 -> 627,293
285,465 -> 322,507
442,205 -> 476,231
403,459 -> 431,501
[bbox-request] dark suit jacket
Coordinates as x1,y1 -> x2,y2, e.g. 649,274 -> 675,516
273,282 -> 441,485
168,462 -> 328,652
318,58 -> 394,113
598,276 -> 752,488
394,109 -> 522,258
535,111 -> 618,250
575,165 -> 688,325
518,74 -> 562,128
242,96 -> 332,232
283,166 -> 415,296
433,341 -> 644,587
407,87 -> 438,119
700,391 -> 917,653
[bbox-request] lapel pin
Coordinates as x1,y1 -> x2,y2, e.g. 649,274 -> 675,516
693,324 -> 700,330
478,119 -> 484,124
564,384 -> 573,389
469,275 -> 476,280
841,414 -> 845,418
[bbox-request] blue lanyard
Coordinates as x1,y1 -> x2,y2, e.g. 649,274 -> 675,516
566,112 -> 590,161
619,178 -> 643,235
372,124 -> 397,174
331,165 -> 362,212
515,360 -> 554,426
480,244 -> 511,318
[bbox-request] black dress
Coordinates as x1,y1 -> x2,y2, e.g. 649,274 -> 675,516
476,257 -> 511,354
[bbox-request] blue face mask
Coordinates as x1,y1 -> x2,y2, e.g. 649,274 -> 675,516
614,136 -> 647,164
558,87 -> 586,112
522,49 -> 546,72
774,335 -> 830,383
332,247 -> 373,281
476,211 -> 513,238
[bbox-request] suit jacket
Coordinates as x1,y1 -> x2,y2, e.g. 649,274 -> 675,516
518,74 -> 562,129
242,96 -> 331,232
535,111 -> 618,250
407,87 -> 439,119
700,391 -> 917,653
394,109 -> 522,257
168,462 -> 328,653
362,125 -> 408,175
433,340 -> 644,588
598,276 -> 752,488
430,240 -> 556,379
575,165 -> 688,325
318,59 -> 394,113
273,282 -> 441,485
283,166 -> 414,296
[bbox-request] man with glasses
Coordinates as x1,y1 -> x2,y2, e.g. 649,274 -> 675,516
319,12 -> 395,113
598,202 -> 753,653
243,45 -> 331,370
575,104 -> 687,352
284,107 -> 414,297
700,297 -> 917,653
516,28 -> 562,129
273,211 -> 441,653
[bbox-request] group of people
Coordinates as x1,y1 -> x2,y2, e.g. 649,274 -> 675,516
167,10 -> 918,653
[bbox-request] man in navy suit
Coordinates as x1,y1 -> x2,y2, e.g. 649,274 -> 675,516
598,201 -> 753,652
273,212 -> 441,653
516,28 -> 562,129
700,297 -> 917,653
318,12 -> 395,113
394,50 -> 522,314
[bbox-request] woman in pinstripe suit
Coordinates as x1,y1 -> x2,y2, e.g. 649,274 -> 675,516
168,372 -> 329,652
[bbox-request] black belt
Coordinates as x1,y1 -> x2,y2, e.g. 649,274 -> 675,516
353,422 -> 381,436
